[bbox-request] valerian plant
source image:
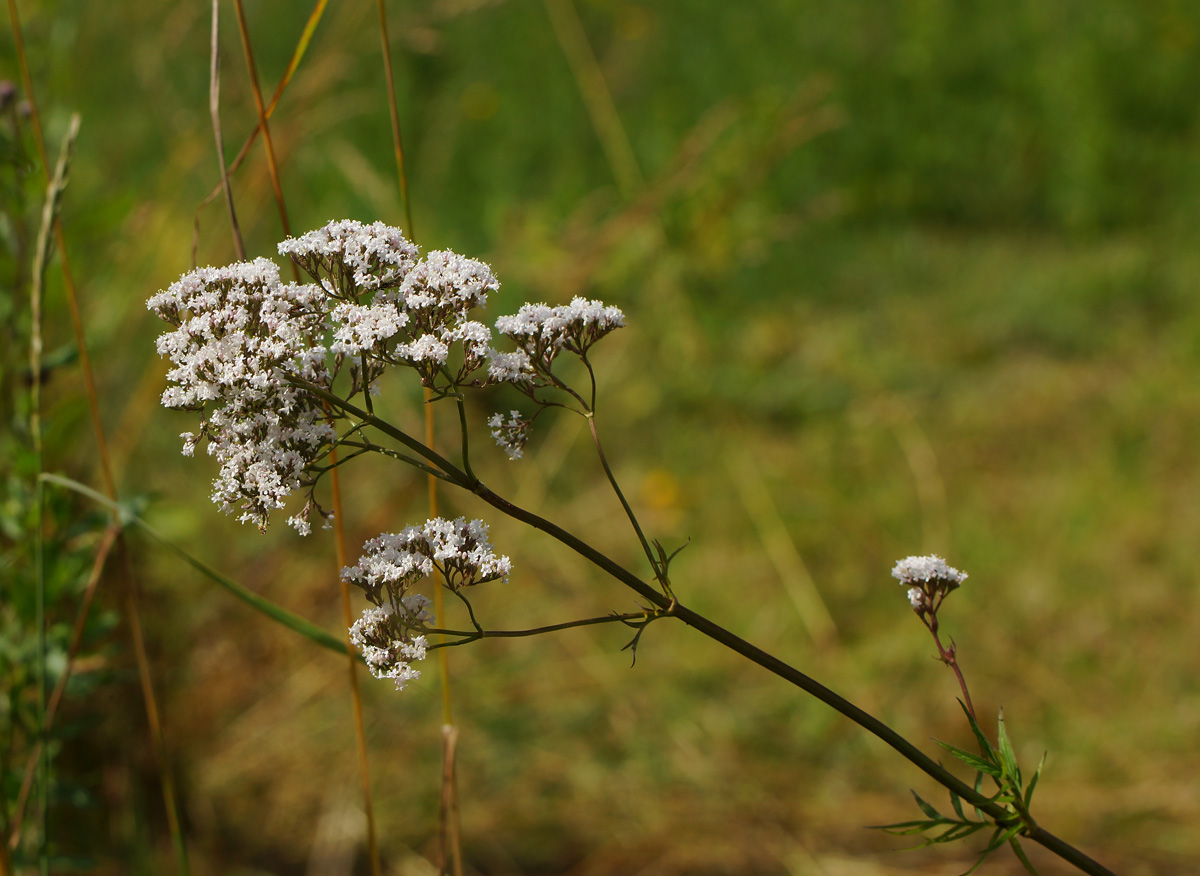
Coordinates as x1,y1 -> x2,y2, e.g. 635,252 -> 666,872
147,220 -> 1118,876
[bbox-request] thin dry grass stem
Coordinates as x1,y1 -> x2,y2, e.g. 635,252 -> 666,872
375,7 -> 460,869
192,0 -> 330,260
8,526 -> 119,850
118,538 -> 191,875
25,103 -> 66,876
7,6 -> 191,868
543,0 -> 643,199
210,0 -> 246,261
232,0 -> 298,280
426,391 -> 463,876
727,450 -> 838,647
228,3 -> 379,864
439,726 -> 464,876
330,454 -> 384,876
873,397 -> 950,556
376,0 -> 415,237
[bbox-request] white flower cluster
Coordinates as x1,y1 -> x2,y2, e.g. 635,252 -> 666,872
387,250 -> 498,387
149,220 -> 530,530
342,517 -> 510,691
488,410 -> 531,460
147,258 -> 335,531
891,554 -> 967,613
341,517 -> 512,601
484,297 -> 626,456
279,219 -> 419,295
493,297 -> 625,377
280,223 -> 499,390
347,599 -> 432,690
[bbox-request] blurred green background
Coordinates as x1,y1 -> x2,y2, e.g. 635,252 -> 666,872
4,0 -> 1200,873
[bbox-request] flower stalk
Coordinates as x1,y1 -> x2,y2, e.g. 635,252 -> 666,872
146,220 -> 1118,876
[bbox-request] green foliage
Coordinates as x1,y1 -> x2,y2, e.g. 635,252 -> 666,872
0,83 -> 124,869
876,703 -> 1048,875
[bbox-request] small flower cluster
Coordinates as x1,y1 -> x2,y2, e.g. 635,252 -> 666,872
279,218 -> 419,296
147,258 -> 335,531
387,250 -> 498,388
490,297 -> 625,384
347,598 -> 431,690
891,554 -> 967,615
342,517 -> 511,689
488,410 -> 531,460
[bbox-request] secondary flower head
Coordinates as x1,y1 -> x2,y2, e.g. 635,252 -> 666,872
342,518 -> 510,693
892,554 -> 967,615
492,297 -> 624,381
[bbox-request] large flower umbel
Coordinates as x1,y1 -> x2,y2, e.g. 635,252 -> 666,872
147,258 -> 334,531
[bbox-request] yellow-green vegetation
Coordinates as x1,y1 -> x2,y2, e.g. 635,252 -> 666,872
3,1 -> 1200,873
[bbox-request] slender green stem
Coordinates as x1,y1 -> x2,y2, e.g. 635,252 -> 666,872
335,440 -> 454,482
454,396 -> 478,483
585,412 -> 662,584
450,588 -> 483,635
288,391 -> 1116,876
425,608 -> 670,649
289,378 -> 471,483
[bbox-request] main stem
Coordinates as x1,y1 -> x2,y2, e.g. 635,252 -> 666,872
465,482 -> 1117,876
318,392 -> 1117,876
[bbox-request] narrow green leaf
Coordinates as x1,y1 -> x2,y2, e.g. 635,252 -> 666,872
982,824 -> 1010,853
960,699 -> 996,760
1009,836 -> 1043,876
1024,751 -> 1047,808
935,739 -> 1003,778
40,474 -> 355,659
936,822 -> 989,843
911,790 -> 944,821
996,709 -> 1022,787
949,789 -> 967,821
874,821 -> 938,836
960,830 -> 1004,876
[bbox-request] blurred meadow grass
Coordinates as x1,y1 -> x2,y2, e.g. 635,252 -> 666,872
4,0 -> 1200,873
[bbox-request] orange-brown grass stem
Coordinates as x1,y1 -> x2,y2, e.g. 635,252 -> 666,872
210,0 -> 246,261
193,0 -> 330,265
232,0 -> 298,280
329,451 -> 384,876
375,0 -> 415,239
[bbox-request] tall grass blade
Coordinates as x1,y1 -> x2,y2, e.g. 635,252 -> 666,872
40,474 -> 354,659
543,0 -> 643,198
